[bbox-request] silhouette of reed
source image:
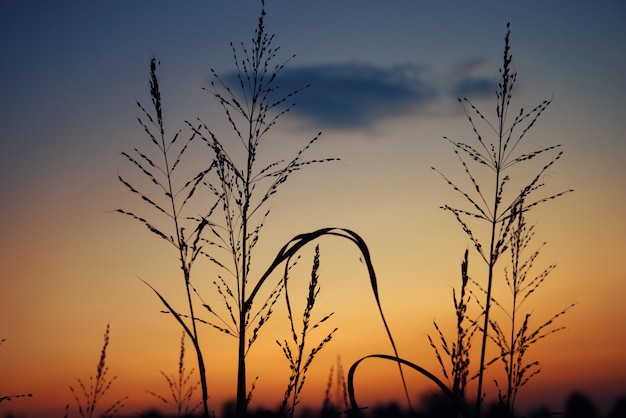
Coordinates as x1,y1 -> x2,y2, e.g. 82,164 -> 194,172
147,332 -> 202,418
65,324 -> 126,418
277,245 -> 337,418
347,23 -> 572,418
432,23 -> 572,416
119,2 -> 407,418
321,356 -> 349,417
480,199 -> 576,414
117,53 -> 211,416
186,2 -> 336,413
427,249 -> 476,416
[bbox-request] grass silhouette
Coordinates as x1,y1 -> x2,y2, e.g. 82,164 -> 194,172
118,2 -> 407,418
65,324 -> 127,418
433,22 -> 572,417
277,245 -> 337,418
147,332 -> 202,418
117,54 -> 212,416
427,249 -> 476,416
346,23 -> 573,418
482,200 -> 576,413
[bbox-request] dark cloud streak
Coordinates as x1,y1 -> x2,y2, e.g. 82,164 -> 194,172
219,61 -> 495,130
454,77 -> 494,99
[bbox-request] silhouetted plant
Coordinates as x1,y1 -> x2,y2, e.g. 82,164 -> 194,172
321,356 -> 349,417
427,249 -> 476,415
277,245 -> 337,418
147,332 -> 202,418
186,3 -> 412,417
432,22 -> 572,416
347,23 -> 572,418
185,2 -> 336,415
0,338 -> 32,405
65,324 -> 126,418
117,54 -> 212,417
119,3 -> 407,418
480,199 -> 575,414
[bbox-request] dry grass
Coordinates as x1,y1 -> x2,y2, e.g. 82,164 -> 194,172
117,3 -> 403,418
277,245 -> 338,418
185,2 -> 339,415
65,324 -> 126,418
147,332 -> 202,418
427,249 -> 477,415
321,356 -> 349,417
433,22 -> 572,416
118,53 -> 211,417
481,200 -> 576,414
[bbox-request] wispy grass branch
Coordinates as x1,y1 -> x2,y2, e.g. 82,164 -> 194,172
66,324 -> 126,418
147,332 -> 202,418
278,245 -> 338,418
117,56 -> 212,417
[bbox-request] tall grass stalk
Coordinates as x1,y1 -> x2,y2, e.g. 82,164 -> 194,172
117,55 -> 211,417
66,324 -> 126,418
277,245 -> 338,418
185,2 -> 408,415
184,2 -> 338,415
433,23 -> 572,416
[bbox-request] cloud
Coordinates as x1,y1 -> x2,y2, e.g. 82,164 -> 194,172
221,62 -> 437,130
453,76 -> 494,99
450,57 -> 496,99
217,60 -> 496,130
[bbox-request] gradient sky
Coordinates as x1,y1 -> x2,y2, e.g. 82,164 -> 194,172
1,1 -> 625,417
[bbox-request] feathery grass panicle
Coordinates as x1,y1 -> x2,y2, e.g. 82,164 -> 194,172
119,3 -> 409,417
147,332 -> 202,418
427,249 -> 477,415
433,22 -> 572,416
321,356 -> 349,417
183,2 -> 340,416
118,54 -> 211,417
66,324 -> 126,418
278,245 -> 338,418
485,200 -> 576,414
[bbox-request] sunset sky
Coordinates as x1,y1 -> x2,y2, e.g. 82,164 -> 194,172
1,1 -> 625,417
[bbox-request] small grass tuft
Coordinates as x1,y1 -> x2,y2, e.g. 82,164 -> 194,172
66,324 -> 126,418
427,249 -> 477,415
278,245 -> 338,418
147,331 -> 202,418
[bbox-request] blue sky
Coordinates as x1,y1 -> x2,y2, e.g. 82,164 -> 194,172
1,1 -> 625,416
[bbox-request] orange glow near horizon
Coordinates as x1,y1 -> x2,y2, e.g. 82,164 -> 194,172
2,2 -> 626,418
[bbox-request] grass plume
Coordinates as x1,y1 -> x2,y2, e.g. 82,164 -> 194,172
66,324 -> 126,418
147,332 -> 202,418
117,54 -> 212,417
427,249 -> 477,415
484,199 -> 576,414
433,23 -> 572,416
277,245 -> 338,418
